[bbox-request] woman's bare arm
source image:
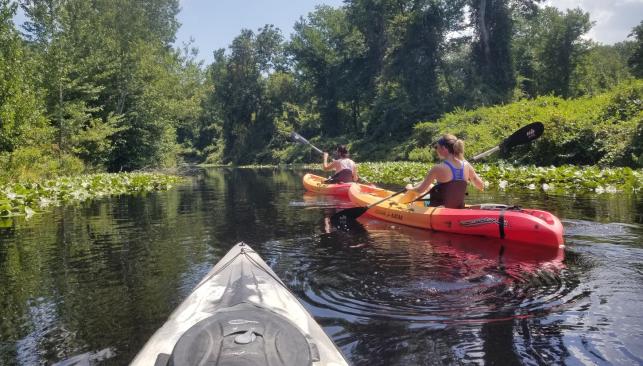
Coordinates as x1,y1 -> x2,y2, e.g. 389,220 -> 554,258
467,165 -> 485,191
406,166 -> 439,194
322,152 -> 333,171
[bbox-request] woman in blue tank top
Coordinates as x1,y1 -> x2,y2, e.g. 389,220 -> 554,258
402,134 -> 485,208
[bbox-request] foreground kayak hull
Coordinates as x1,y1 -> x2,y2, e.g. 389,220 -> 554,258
348,184 -> 564,247
131,242 -> 348,365
303,173 -> 353,196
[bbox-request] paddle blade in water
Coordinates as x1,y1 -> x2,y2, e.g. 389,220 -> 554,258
330,206 -> 368,223
502,122 -> 544,150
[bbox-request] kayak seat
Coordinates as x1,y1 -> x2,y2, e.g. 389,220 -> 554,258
324,168 -> 354,184
162,302 -> 317,366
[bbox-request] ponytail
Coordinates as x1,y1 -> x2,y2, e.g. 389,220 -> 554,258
453,139 -> 464,160
437,134 -> 466,159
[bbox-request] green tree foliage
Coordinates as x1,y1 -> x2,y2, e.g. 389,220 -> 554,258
347,1 -> 464,138
0,0 -> 79,182
411,80 -> 643,167
571,43 -> 634,96
529,7 -> 592,98
201,26 -> 289,164
289,6 -> 367,137
19,0 -> 202,172
469,0 -> 515,104
628,20 -> 643,77
0,0 -> 50,152
21,0 -> 122,169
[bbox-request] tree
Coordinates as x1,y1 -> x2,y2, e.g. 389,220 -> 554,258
21,0 -> 121,169
469,0 -> 516,104
628,20 -> 643,78
571,43 -> 634,96
532,7 -> 592,97
202,26 -> 287,164
289,6 -> 367,137
0,0 -> 50,153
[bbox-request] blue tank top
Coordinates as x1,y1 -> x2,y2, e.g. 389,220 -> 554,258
443,160 -> 465,181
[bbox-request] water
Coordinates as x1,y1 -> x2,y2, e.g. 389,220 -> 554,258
0,167 -> 641,365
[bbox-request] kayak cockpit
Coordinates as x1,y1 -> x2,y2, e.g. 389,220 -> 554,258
153,302 -> 320,366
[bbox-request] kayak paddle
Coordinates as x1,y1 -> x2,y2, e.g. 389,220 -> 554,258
291,131 -> 324,155
330,187 -> 407,222
471,122 -> 544,161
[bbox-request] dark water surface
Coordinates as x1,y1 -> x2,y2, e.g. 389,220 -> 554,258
0,168 -> 641,365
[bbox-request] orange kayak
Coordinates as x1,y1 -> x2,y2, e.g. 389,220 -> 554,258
302,173 -> 353,196
348,184 -> 564,247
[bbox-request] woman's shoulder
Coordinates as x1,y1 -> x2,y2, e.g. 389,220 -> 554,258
429,162 -> 448,173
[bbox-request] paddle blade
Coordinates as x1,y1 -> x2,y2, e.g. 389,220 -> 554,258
290,131 -> 309,144
290,131 -> 324,154
502,122 -> 544,150
330,206 -> 368,223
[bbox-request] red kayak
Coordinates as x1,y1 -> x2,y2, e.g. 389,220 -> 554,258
348,184 -> 564,247
302,173 -> 353,196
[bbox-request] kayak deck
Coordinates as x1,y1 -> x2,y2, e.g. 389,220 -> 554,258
348,184 -> 564,247
131,243 -> 347,366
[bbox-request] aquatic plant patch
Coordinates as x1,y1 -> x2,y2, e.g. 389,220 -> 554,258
0,173 -> 183,219
354,162 -> 642,194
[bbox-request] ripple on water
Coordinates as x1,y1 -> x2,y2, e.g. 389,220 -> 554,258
283,222 -> 569,327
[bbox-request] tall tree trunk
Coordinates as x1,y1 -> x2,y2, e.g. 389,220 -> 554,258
479,0 -> 491,63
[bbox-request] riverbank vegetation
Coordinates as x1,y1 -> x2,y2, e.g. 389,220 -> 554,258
1,1 -> 642,185
356,162 -> 642,194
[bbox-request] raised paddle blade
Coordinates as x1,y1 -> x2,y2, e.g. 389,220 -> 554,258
290,131 -> 308,144
290,131 -> 324,154
471,122 -> 545,160
501,122 -> 544,151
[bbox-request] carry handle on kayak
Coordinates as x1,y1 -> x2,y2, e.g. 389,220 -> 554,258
290,131 -> 324,155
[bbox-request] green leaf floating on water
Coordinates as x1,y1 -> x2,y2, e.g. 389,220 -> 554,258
0,173 -> 183,219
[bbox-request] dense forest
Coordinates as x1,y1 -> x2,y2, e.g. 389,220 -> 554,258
1,0 -> 642,182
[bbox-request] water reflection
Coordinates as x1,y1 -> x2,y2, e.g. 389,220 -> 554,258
0,167 -> 641,365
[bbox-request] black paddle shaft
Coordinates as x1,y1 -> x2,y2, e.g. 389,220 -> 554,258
331,188 -> 407,222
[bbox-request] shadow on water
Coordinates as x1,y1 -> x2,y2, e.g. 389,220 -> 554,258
0,167 -> 641,365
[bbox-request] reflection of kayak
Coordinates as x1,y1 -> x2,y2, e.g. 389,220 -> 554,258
359,219 -> 565,275
348,184 -> 564,247
303,173 -> 353,196
131,242 -> 348,366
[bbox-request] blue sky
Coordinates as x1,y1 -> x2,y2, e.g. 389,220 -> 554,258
13,0 -> 643,64
176,0 -> 344,62
176,0 -> 642,62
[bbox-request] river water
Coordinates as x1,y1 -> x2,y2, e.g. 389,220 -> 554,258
0,168 -> 641,365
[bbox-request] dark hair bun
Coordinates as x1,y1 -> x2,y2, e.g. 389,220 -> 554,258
336,145 -> 349,157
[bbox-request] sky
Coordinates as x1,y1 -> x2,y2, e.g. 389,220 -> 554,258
13,0 -> 643,63
176,0 -> 345,62
176,0 -> 643,63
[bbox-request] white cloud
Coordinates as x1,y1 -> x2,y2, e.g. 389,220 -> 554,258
545,0 -> 643,44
